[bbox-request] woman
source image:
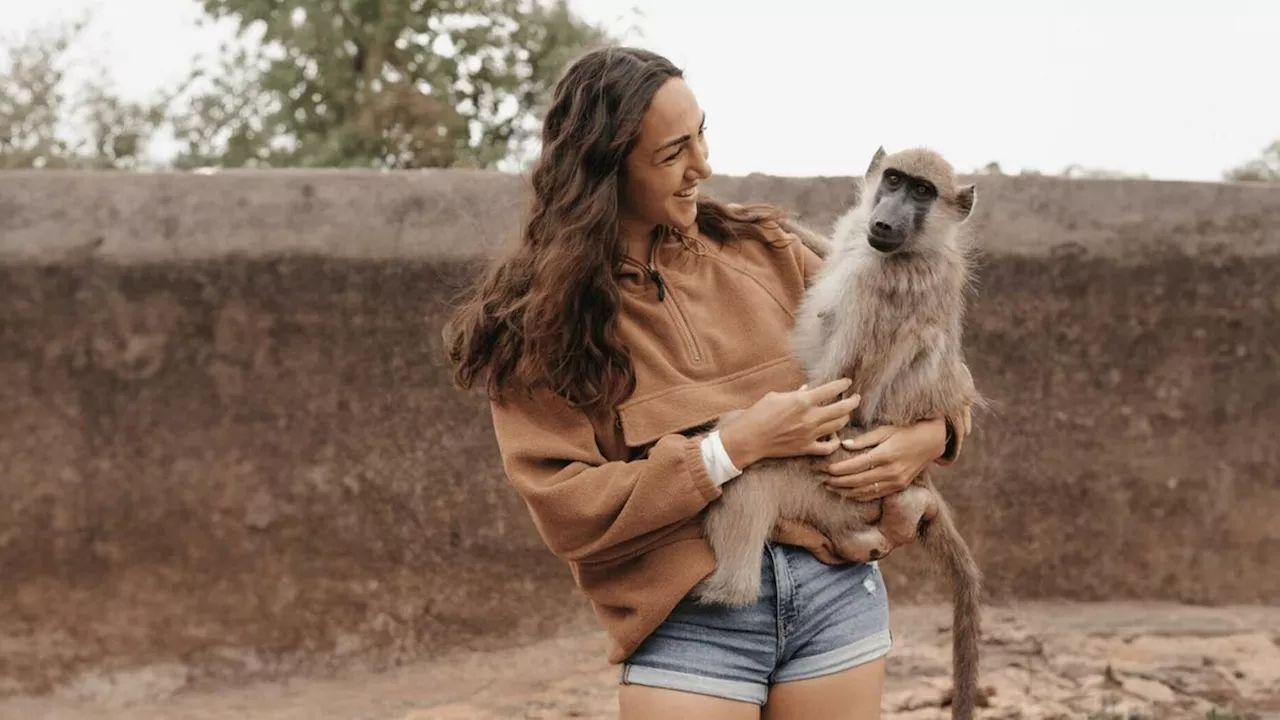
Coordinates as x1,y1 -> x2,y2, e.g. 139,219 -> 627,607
445,46 -> 967,719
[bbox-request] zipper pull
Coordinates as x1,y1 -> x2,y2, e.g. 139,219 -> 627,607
649,268 -> 666,301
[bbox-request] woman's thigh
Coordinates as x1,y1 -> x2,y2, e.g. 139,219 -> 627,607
761,657 -> 887,720
619,684 -> 762,720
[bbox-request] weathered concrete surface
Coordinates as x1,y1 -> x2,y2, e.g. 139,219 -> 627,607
1,170 -> 1278,697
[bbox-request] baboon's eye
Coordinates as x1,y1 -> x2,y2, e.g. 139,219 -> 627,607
884,172 -> 902,187
912,183 -> 935,200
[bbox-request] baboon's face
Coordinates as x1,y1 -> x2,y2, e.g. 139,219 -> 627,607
867,168 -> 938,253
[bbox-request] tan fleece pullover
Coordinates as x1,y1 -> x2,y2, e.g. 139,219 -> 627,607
488,224 -> 964,663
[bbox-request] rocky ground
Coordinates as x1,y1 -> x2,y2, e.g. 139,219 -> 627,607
2,602 -> 1278,720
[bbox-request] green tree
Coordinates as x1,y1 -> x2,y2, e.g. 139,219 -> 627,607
172,0 -> 615,170
0,16 -> 164,169
1224,140 -> 1280,183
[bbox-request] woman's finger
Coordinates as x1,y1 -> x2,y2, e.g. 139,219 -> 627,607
804,435 -> 843,457
802,378 -> 854,406
840,484 -> 890,502
859,473 -> 909,501
823,453 -> 892,487
808,395 -> 859,426
841,425 -> 894,452
814,415 -> 851,440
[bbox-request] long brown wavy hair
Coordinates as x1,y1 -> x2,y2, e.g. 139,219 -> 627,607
445,46 -> 790,412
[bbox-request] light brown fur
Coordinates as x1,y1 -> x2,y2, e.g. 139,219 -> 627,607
695,147 -> 986,719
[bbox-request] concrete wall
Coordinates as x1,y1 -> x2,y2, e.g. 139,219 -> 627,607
1,169 -> 1278,694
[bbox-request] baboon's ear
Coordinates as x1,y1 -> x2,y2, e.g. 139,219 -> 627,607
865,146 -> 887,178
955,183 -> 977,220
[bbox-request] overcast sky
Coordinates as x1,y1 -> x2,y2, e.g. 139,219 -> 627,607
1,0 -> 1276,181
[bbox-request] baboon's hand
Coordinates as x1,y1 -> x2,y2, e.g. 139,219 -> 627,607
725,203 -> 832,259
718,378 -> 861,469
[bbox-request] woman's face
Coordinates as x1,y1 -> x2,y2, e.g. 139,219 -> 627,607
618,77 -> 712,242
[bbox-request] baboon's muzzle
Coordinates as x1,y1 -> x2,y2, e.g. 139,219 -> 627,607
867,221 -> 906,252
867,196 -> 914,253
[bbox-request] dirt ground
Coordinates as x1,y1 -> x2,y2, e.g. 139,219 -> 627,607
2,602 -> 1278,720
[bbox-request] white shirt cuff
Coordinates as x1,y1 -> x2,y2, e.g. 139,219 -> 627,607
700,430 -> 743,487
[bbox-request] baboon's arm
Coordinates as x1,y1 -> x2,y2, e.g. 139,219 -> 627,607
936,362 -> 977,466
777,215 -> 833,260
725,202 -> 833,260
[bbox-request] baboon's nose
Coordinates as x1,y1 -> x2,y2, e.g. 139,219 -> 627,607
871,221 -> 892,236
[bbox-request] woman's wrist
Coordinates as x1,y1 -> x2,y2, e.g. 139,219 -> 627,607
718,421 -> 760,469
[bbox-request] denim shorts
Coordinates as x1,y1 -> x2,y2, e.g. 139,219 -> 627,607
620,542 -> 892,705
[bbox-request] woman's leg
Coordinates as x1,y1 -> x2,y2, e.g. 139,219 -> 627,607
760,546 -> 893,719
620,685 -> 761,720
761,658 -> 886,720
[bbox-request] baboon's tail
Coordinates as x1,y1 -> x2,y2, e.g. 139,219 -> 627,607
920,496 -> 982,720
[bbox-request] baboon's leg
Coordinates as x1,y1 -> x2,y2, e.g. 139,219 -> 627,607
853,498 -> 884,524
831,525 -> 895,563
694,475 -> 779,607
880,482 -> 940,546
819,496 -> 894,563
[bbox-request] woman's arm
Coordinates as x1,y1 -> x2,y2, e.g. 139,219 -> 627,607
490,376 -> 860,565
489,385 -> 723,567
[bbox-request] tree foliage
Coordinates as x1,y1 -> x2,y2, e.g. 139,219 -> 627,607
1224,140 -> 1280,183
170,0 -> 613,170
0,17 -> 163,169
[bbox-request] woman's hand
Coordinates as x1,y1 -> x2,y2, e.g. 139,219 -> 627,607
718,378 -> 861,469
821,416 -> 948,501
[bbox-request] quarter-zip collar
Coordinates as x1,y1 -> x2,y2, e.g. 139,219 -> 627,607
615,226 -> 706,364
616,226 -> 707,292
618,229 -> 669,300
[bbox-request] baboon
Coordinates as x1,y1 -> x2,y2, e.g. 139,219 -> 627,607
696,146 -> 985,719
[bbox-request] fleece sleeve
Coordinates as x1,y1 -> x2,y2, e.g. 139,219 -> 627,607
488,386 -> 723,566
700,430 -> 743,487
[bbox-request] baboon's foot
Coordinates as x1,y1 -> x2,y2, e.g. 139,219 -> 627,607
834,527 -> 895,563
691,565 -> 762,607
880,485 -> 939,545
